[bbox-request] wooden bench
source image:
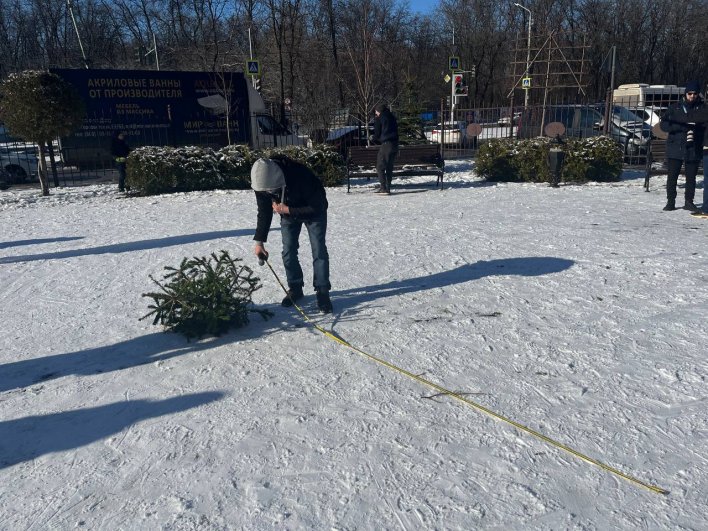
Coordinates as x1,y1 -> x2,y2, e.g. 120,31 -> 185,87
346,144 -> 444,192
644,136 -> 666,192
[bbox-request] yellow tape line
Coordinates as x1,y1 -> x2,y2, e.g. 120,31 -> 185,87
263,259 -> 668,495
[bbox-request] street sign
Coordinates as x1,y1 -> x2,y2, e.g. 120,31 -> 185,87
246,60 -> 260,76
448,56 -> 460,70
444,74 -> 451,83
522,77 -> 531,88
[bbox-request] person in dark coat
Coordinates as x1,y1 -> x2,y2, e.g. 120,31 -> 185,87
659,81 -> 705,212
251,156 -> 332,313
110,131 -> 130,192
665,84 -> 708,214
371,103 -> 399,195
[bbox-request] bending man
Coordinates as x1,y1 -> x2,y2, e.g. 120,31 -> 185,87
251,156 -> 333,313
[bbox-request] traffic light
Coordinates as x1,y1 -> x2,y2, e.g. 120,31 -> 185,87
453,73 -> 468,96
253,76 -> 261,92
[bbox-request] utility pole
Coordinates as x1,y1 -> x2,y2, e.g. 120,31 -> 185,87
66,0 -> 89,69
248,27 -> 258,91
609,45 -> 616,93
450,22 -> 456,120
514,2 -> 532,108
146,32 -> 160,70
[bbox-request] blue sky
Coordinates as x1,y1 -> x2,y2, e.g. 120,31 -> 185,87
407,0 -> 438,14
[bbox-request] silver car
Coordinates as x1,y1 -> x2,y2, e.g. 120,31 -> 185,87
0,124 -> 39,183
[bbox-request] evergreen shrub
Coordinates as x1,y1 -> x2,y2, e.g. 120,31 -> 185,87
127,143 -> 345,195
476,136 -> 623,184
141,250 -> 272,339
259,145 -> 346,187
217,144 -> 255,188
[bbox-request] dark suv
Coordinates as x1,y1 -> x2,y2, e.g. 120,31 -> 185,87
518,104 -> 650,158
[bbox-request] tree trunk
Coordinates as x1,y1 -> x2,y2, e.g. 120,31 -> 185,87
37,142 -> 50,196
47,142 -> 59,187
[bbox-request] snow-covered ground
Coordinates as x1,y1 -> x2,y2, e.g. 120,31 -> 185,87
1,162 -> 706,529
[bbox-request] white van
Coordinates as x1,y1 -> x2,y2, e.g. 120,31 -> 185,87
612,84 -> 684,108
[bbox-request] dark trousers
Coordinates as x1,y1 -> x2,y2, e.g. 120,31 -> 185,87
280,212 -> 330,292
376,142 -> 399,191
702,153 -> 708,212
666,158 -> 699,203
117,162 -> 127,191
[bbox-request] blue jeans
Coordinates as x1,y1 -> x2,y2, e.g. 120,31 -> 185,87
703,153 -> 708,212
280,213 -> 330,291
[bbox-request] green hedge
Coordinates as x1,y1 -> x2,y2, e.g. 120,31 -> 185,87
258,144 -> 346,188
127,144 -> 346,195
476,136 -> 623,184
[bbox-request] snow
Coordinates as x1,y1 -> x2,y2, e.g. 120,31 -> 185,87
1,161 -> 706,529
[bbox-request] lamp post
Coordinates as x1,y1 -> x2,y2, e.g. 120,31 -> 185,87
514,2 -> 532,108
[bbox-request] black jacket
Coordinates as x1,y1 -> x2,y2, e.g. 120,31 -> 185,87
373,109 -> 399,144
669,105 -> 708,149
254,158 -> 328,243
111,136 -> 130,158
660,98 -> 705,161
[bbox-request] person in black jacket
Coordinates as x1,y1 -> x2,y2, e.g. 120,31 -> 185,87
659,81 -> 704,212
251,156 -> 332,313
110,131 -> 130,192
371,103 -> 399,195
665,85 -> 708,214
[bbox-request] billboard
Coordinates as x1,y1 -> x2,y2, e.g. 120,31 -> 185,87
51,68 -> 250,167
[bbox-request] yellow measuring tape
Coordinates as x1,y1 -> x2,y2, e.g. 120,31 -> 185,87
262,259 -> 668,495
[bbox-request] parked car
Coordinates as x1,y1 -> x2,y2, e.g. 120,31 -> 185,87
0,150 -> 39,183
593,104 -> 652,157
0,165 -> 10,189
498,111 -> 522,126
429,121 -> 469,145
1,123 -> 39,183
626,106 -> 666,128
517,104 -> 650,158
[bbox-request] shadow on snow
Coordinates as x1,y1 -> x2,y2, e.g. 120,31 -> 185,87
0,392 -> 224,469
0,236 -> 85,250
0,332 -> 219,393
331,256 -> 575,310
0,229 -> 261,264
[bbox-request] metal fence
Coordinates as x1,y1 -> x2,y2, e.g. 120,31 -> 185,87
1,93 -> 671,190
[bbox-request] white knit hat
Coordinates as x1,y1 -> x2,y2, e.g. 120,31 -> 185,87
250,158 -> 285,191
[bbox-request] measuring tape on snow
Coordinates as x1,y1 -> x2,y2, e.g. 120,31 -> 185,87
260,258 -> 668,495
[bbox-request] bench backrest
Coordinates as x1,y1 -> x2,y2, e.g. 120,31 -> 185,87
649,138 -> 667,162
348,144 -> 442,167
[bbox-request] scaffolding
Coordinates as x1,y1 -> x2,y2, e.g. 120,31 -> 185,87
507,30 -> 591,107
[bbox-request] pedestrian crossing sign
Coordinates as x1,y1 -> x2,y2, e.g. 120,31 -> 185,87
448,56 -> 460,70
522,77 -> 531,88
246,60 -> 260,76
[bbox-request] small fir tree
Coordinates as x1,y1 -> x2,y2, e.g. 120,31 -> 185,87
396,75 -> 426,145
141,250 -> 273,339
0,71 -> 85,195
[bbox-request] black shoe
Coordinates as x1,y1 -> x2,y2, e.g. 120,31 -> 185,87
374,187 -> 390,195
315,289 -> 333,314
662,201 -> 676,211
281,287 -> 304,307
683,201 -> 699,213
